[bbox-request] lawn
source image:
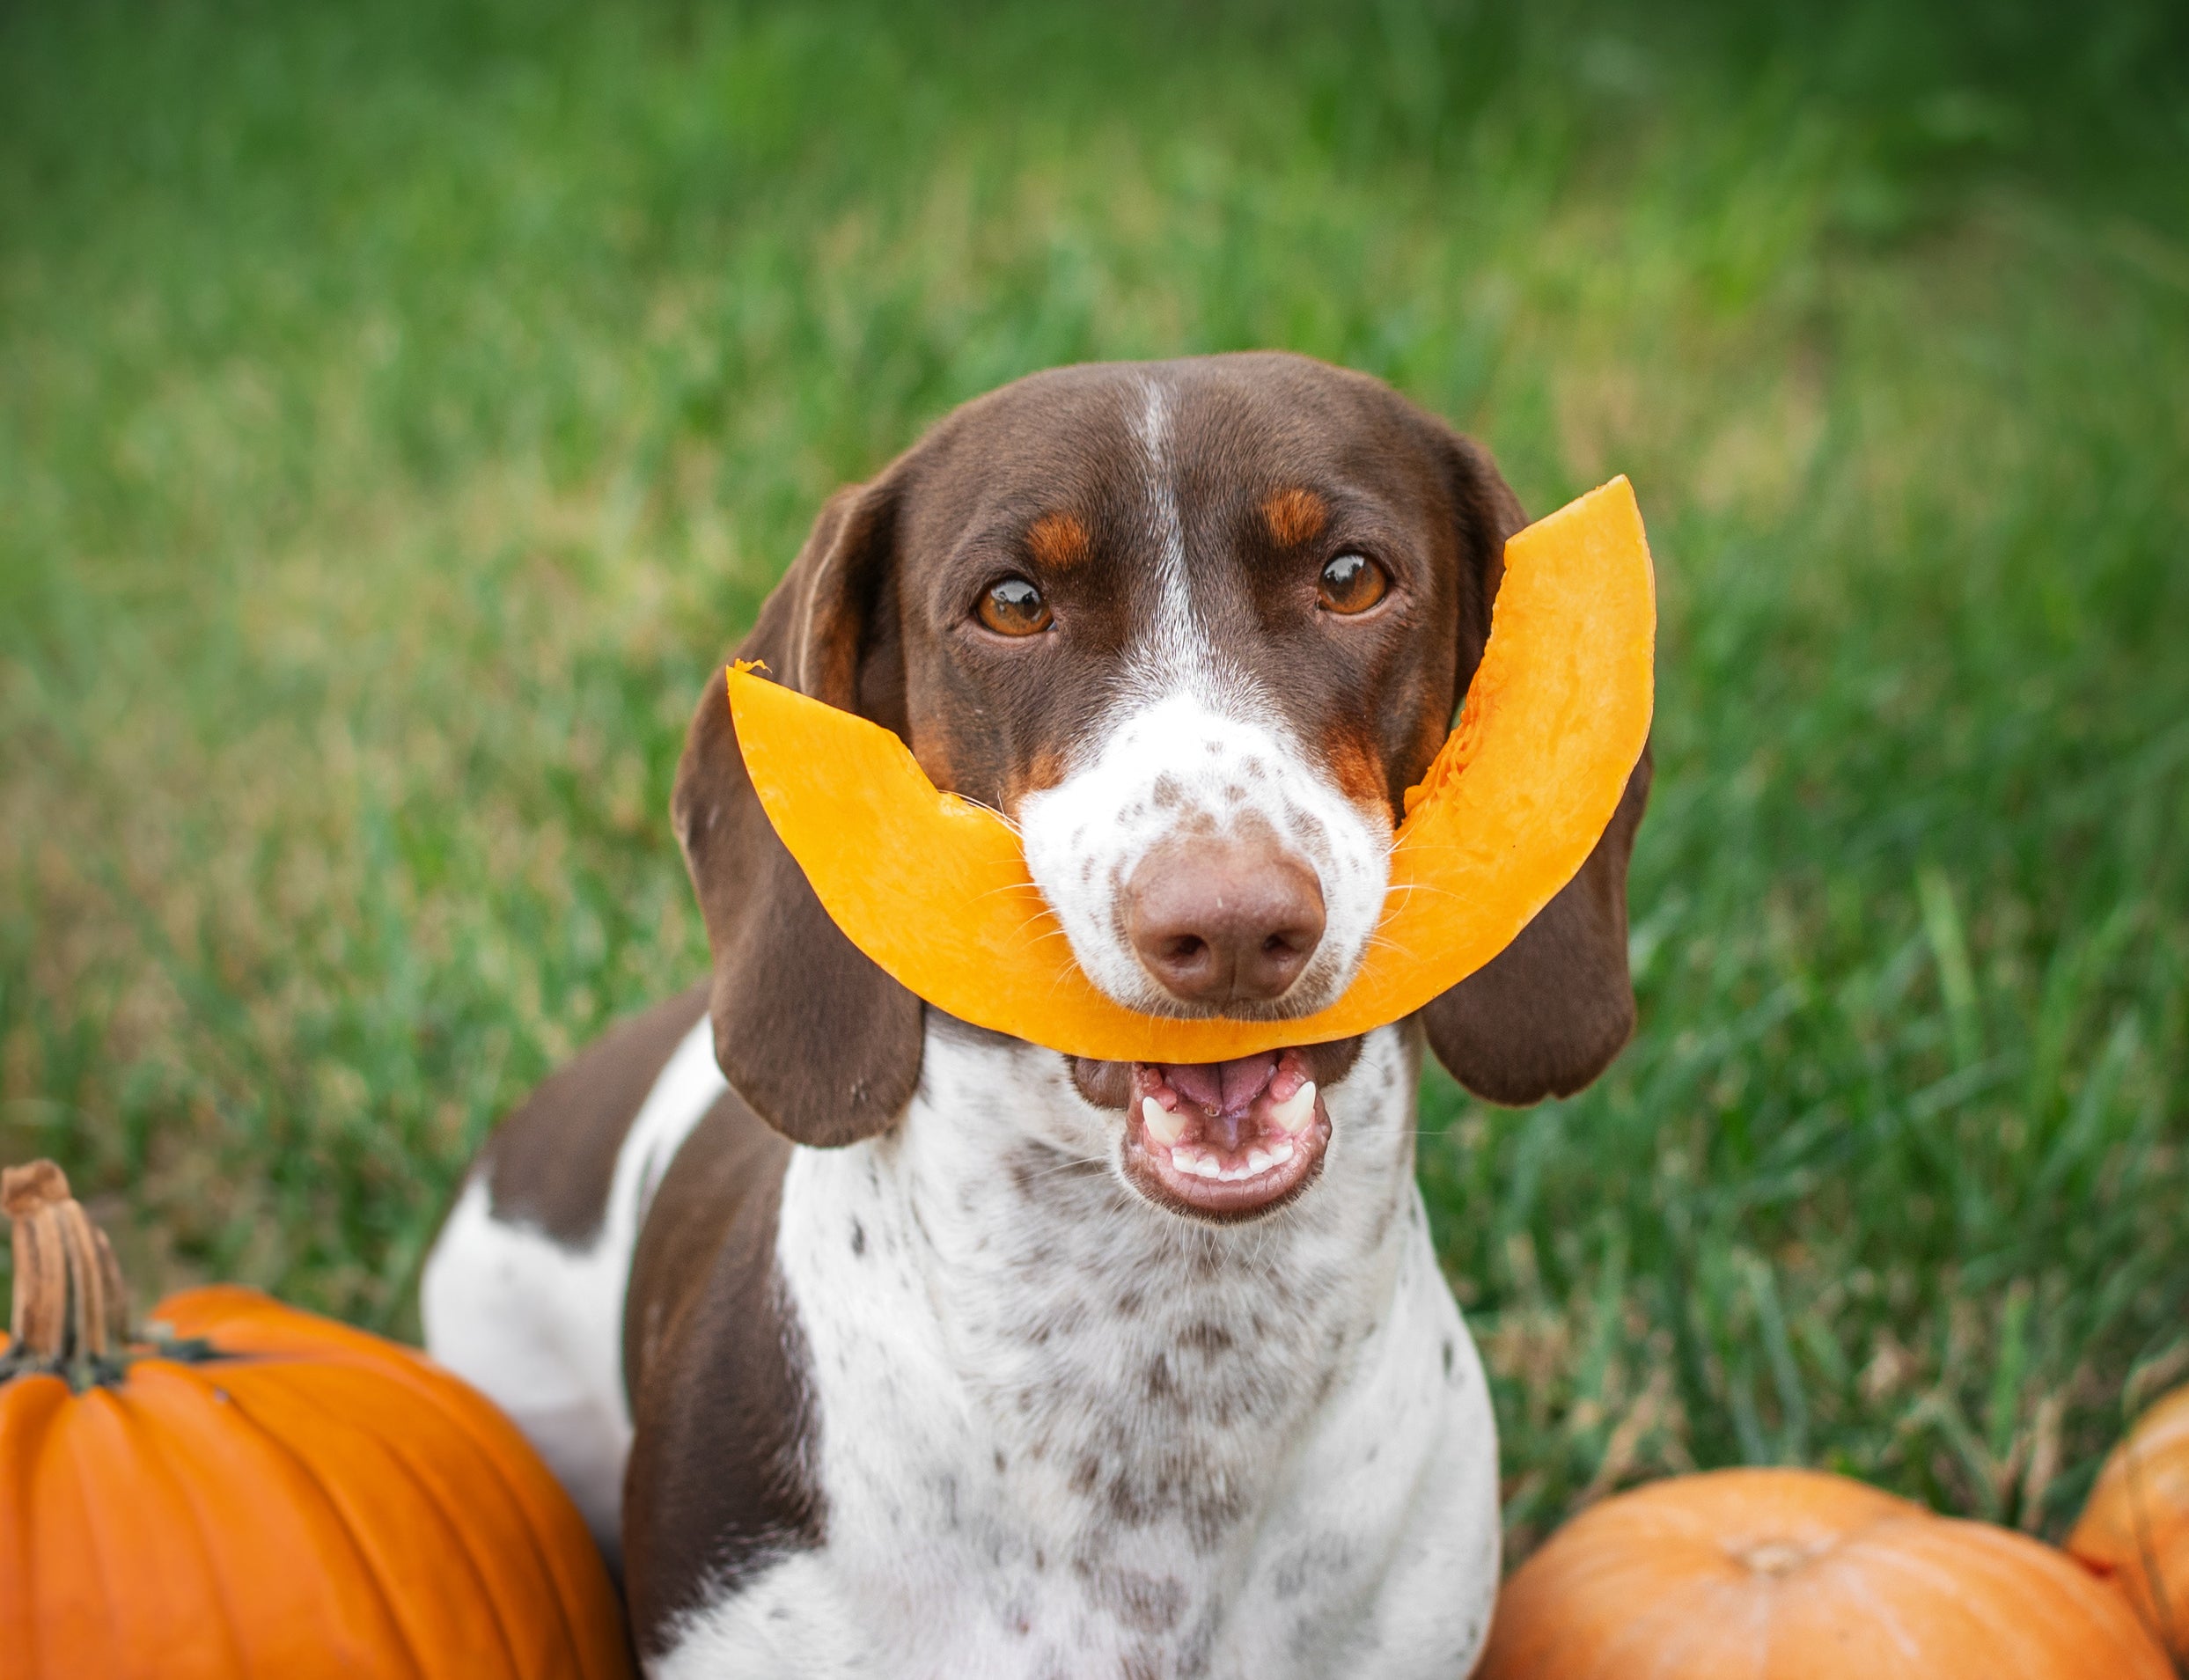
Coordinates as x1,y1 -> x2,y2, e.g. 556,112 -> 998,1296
4,0 -> 2186,1557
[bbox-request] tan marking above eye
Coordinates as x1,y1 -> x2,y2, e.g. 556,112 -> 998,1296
1261,487 -> 1329,547
1319,552 -> 1389,615
1025,511 -> 1091,569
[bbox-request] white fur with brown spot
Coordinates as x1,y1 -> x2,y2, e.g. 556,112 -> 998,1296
651,1017 -> 1499,1678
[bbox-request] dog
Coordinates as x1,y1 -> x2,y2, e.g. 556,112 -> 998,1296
422,351 -> 1649,1677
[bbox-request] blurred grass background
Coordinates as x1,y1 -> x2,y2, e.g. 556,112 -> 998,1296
4,0 -> 2186,1555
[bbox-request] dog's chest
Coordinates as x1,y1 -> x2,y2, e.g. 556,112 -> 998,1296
652,1029 -> 1498,1679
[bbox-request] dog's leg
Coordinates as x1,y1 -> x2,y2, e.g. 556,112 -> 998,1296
422,988 -> 724,1566
422,1177 -> 641,1554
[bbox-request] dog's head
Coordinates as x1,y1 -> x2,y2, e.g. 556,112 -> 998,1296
674,353 -> 1649,1220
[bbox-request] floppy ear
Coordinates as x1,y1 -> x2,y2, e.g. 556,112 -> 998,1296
1417,433 -> 1653,1105
671,472 -> 924,1147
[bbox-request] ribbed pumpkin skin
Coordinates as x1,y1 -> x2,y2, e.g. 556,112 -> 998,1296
0,1285 -> 630,1680
2068,1383 -> 2189,1661
1478,1468 -> 2171,1680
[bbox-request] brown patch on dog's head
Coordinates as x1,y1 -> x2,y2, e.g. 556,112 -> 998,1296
1004,745 -> 1069,813
1260,487 -> 1328,548
1026,510 -> 1092,570
1320,731 -> 1394,825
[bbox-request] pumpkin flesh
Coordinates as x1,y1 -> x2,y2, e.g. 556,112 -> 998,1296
730,474 -> 1656,1062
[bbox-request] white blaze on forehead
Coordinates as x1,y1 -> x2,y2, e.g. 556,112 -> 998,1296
1017,378 -> 1392,1019
1122,376 -> 1260,712
1128,378 -> 1197,692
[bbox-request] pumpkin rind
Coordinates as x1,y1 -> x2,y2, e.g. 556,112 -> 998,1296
729,474 -> 1656,1062
1478,1467 -> 2172,1680
2,1281 -> 631,1680
2068,1382 -> 2189,1661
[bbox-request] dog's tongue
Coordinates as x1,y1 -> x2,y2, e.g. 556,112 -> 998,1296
1159,1053 -> 1280,1119
1129,1049 -> 1324,1203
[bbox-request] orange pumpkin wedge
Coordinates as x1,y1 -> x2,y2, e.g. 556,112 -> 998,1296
730,474 -> 1655,1062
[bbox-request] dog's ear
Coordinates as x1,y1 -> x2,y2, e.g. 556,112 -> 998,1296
672,470 -> 923,1148
1416,431 -> 1653,1106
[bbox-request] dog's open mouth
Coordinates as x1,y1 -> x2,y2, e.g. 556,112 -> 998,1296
1125,1051 -> 1330,1217
1073,1040 -> 1360,1221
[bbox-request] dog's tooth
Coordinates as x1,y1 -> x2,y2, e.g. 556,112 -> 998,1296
1246,1148 -> 1272,1175
1271,1082 -> 1318,1136
1270,1141 -> 1295,1167
1142,1096 -> 1186,1146
1196,1156 -> 1224,1181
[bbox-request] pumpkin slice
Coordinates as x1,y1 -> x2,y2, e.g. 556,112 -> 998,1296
730,474 -> 1655,1062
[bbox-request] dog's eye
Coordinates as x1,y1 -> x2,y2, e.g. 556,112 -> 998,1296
1319,553 -> 1388,615
978,576 -> 1052,636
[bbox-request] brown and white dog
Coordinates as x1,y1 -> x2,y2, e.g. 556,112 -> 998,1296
422,353 -> 1649,1677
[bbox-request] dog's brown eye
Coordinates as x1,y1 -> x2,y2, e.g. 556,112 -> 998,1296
979,576 -> 1052,636
1319,553 -> 1388,615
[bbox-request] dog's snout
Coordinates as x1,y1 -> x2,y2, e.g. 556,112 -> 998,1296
1124,833 -> 1326,1006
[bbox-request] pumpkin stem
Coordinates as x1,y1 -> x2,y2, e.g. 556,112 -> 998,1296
4,1159 -> 132,1369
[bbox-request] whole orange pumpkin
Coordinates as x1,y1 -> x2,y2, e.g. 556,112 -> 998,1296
1478,1466 -> 2171,1679
1,1160 -> 631,1679
2068,1382 -> 2189,1662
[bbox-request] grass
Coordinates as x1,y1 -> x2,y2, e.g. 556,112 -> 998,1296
4,0 -> 2187,1557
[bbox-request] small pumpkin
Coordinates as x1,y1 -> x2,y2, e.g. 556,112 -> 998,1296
728,473 -> 1656,1062
1478,1467 -> 2171,1679
2068,1382 -> 2189,1662
0,1161 -> 631,1680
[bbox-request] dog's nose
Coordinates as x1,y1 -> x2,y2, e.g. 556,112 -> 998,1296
1124,833 -> 1326,1006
